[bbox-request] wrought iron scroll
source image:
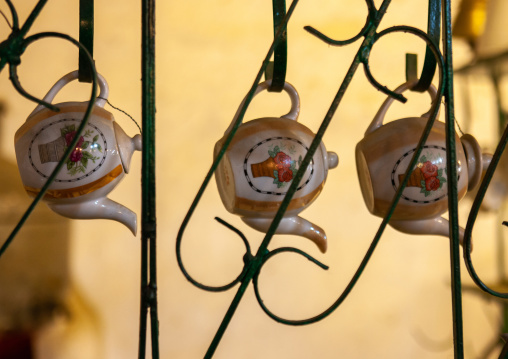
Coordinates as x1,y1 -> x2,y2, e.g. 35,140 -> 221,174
462,96 -> 508,300
454,55 -> 508,302
0,1 -> 160,358
0,0 -> 98,257
175,0 -> 473,357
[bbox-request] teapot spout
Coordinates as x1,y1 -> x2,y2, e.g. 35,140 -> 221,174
48,198 -> 137,235
241,216 -> 327,253
389,217 -> 469,250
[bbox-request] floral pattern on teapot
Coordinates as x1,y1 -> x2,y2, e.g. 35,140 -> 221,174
31,119 -> 107,181
391,147 -> 452,203
245,137 -> 311,194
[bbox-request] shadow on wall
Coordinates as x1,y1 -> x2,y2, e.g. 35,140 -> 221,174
0,100 -> 100,359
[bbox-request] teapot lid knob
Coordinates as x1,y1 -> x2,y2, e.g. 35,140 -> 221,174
327,151 -> 339,169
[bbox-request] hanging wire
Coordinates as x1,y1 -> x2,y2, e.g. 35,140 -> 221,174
105,99 -> 142,134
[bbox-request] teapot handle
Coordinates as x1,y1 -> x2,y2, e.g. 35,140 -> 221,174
224,80 -> 300,135
365,80 -> 438,136
29,70 -> 109,117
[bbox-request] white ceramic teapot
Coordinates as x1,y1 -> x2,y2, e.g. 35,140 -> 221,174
214,81 -> 338,253
14,70 -> 142,234
355,81 -> 491,246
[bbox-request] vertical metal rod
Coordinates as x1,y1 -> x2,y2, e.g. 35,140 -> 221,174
204,263 -> 258,359
139,0 -> 158,358
442,1 -> 464,357
491,70 -> 507,285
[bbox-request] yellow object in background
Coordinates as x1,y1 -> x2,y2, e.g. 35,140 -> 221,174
453,0 -> 489,50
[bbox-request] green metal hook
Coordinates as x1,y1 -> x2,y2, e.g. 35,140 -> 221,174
79,0 -> 94,83
405,0 -> 440,92
266,0 -> 287,92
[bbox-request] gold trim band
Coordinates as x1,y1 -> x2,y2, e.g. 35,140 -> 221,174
25,165 -> 123,199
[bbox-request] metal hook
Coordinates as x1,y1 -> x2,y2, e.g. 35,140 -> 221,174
360,25 -> 444,103
405,0 -> 441,92
266,0 -> 287,92
79,0 -> 94,83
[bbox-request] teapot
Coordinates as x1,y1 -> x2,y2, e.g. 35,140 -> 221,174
14,70 -> 142,234
355,80 -> 491,246
214,80 -> 338,253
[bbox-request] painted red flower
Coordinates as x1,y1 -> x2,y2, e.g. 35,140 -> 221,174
278,169 -> 293,183
70,149 -> 83,163
425,176 -> 440,191
65,131 -> 85,149
273,151 -> 291,169
420,160 -> 438,179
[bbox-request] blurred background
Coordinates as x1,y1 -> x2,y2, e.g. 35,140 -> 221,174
1,0 -> 508,358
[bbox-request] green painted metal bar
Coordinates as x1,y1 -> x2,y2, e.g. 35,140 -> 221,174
79,0 -> 94,82
139,0 -> 159,358
413,0 -> 440,91
441,0 -> 464,357
267,0 -> 287,92
404,0 -> 440,91
18,0 -> 48,37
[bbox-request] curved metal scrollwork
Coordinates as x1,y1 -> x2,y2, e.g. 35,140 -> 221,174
176,0 -> 301,296
176,0 -> 451,357
463,123 -> 508,299
0,0 -> 98,256
177,217 -> 253,292
248,25 -> 446,327
303,0 -> 376,47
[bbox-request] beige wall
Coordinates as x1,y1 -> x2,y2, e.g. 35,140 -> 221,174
0,0 -> 505,358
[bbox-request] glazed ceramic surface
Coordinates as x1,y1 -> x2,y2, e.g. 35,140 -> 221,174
355,81 -> 490,244
214,81 -> 338,252
14,71 -> 141,234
